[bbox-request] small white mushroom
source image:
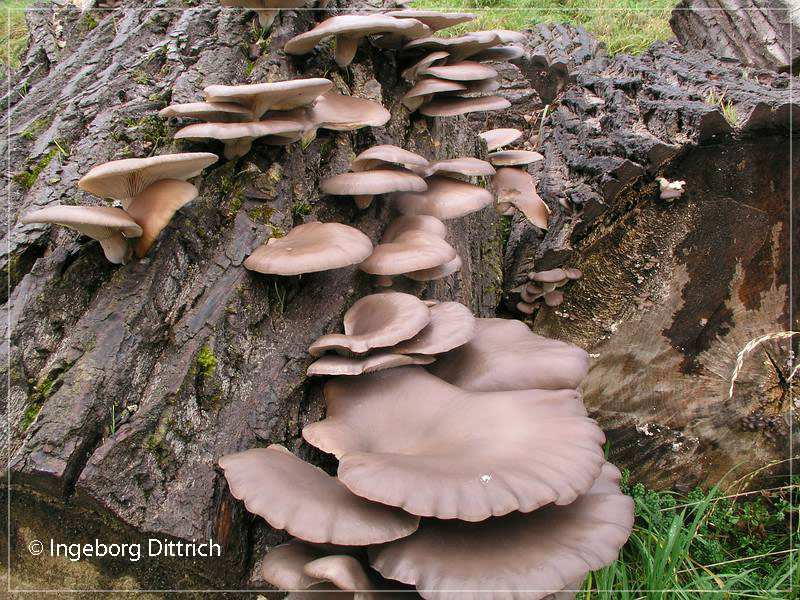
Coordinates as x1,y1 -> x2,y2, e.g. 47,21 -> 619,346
657,177 -> 686,201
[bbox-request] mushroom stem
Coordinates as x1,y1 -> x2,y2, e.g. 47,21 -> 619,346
224,138 -> 253,160
353,195 -> 374,210
334,34 -> 360,67
99,233 -> 133,265
375,275 -> 394,287
255,9 -> 278,29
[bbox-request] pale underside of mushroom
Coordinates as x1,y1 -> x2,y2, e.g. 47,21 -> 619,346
307,351 -> 435,377
158,101 -> 254,122
243,221 -> 373,276
303,366 -> 607,521
369,463 -> 634,600
350,145 -> 430,173
428,317 -> 590,392
218,444 -> 419,545
174,120 -> 306,160
393,175 -> 493,220
402,78 -> 467,111
403,31 -> 502,62
405,253 -> 462,282
419,95 -> 511,117
77,152 -> 218,202
471,44 -> 525,62
284,15 -> 431,67
125,178 -> 198,257
203,77 -> 332,119
392,301 -> 476,355
322,169 -> 427,209
401,51 -> 450,82
20,205 -> 143,264
309,292 -> 432,357
492,167 -> 550,229
488,149 -> 544,166
479,127 -> 523,151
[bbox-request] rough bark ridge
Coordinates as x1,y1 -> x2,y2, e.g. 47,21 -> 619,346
670,0 -> 799,72
1,0 -> 503,592
501,25 -> 797,490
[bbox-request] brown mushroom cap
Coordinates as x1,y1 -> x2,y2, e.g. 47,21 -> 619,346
381,215 -> 447,241
284,15 -> 431,67
429,317 -> 590,391
243,222 -> 372,276
421,61 -> 498,82
359,231 -> 457,276
384,10 -> 475,31
218,444 -> 419,545
406,254 -> 462,282
305,91 -> 392,131
78,153 -> 218,202
369,463 -> 634,600
492,167 -> 550,229
125,179 -> 198,257
563,267 -> 583,280
403,31 -> 501,62
174,120 -> 306,159
488,149 -> 544,166
351,145 -> 430,173
471,44 -> 525,61
322,170 -> 427,197
20,205 -> 142,264
423,157 -> 495,178
402,78 -> 467,110
309,292 -> 431,357
401,50 -> 450,82
392,301 -> 476,355
307,352 -> 435,377
455,77 -> 501,95
544,290 -> 565,307
394,176 -> 493,220
303,366 -> 607,521
158,101 -> 254,122
260,539 -> 325,590
531,268 -> 568,283
419,95 -> 510,117
203,78 -> 332,119
479,128 -> 522,151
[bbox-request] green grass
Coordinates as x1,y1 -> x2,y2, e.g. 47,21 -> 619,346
1,0 -> 35,69
580,469 -> 797,598
412,0 -> 677,55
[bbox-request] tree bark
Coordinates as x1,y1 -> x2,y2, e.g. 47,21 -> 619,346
1,0 -> 502,592
670,0 -> 800,72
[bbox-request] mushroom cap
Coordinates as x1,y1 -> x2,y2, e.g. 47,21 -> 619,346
125,179 -> 198,257
492,167 -> 550,229
394,176 -> 493,220
392,301 -> 476,355
174,119 -> 306,143
78,152 -> 218,201
421,61 -> 498,82
423,157 -> 495,178
284,15 -> 431,56
544,290 -> 565,307
203,78 -> 333,119
531,268 -> 568,283
429,317 -> 590,391
484,29 -> 526,44
351,145 -> 430,173
260,540 -> 325,590
322,169 -> 427,197
302,555 -> 375,595
381,215 -> 447,241
359,231 -> 457,275
243,222 -> 373,276
401,50 -> 450,82
158,102 -> 253,122
419,96 -> 510,117
479,127 -> 522,151
20,205 -> 143,240
307,352 -> 435,377
369,463 -> 634,600
305,91 -> 391,131
384,10 -> 475,31
563,267 -> 583,280
456,77 -> 501,95
302,366 -> 607,521
488,149 -> 544,166
402,78 -> 468,108
403,31 -> 501,62
309,292 -> 431,357
218,445 -> 419,545
406,254 -> 462,282
471,44 -> 525,61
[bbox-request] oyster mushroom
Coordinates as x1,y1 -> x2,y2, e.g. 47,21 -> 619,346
304,91 -> 392,133
302,366 -> 607,521
243,222 -> 373,276
403,31 -> 502,62
203,78 -> 332,119
380,214 -> 447,241
307,351 -> 435,377
359,230 -> 457,285
419,95 -> 511,117
125,179 -> 199,257
531,268 -> 569,291
322,169 -> 427,210
393,175 -> 493,219
406,254 -> 462,282
284,15 -> 431,67
220,1 -> 309,29
471,44 -> 525,61
384,9 -> 475,31
421,61 -> 498,82
402,78 -> 467,111
401,50 -> 450,82
479,127 -> 522,151
392,301 -> 476,355
174,119 -> 306,160
20,205 -> 142,264
492,167 -> 550,228
219,444 -> 419,545
309,292 -> 431,357
657,176 -> 686,201
488,149 -> 544,166
350,145 -> 430,173
369,463 -> 634,600
429,317 -> 590,391
422,157 -> 495,179
78,152 -> 218,206
158,102 -> 253,123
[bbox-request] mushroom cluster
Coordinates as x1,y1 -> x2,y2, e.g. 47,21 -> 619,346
481,127 -> 549,227
161,78 -> 390,159
20,152 -> 218,263
513,267 -> 583,314
220,304 -> 633,598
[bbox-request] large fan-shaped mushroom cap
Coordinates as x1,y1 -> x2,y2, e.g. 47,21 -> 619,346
303,367 -> 606,521
429,318 -> 589,391
309,292 -> 431,357
359,231 -> 457,276
159,102 -> 254,122
421,61 -> 498,82
78,153 -> 218,202
322,170 -> 427,196
369,463 -> 634,600
203,78 -> 332,119
125,179 -> 198,257
284,15 -> 431,67
308,352 -> 435,377
307,91 -> 392,131
419,95 -> 511,117
20,205 -> 143,264
243,222 -> 372,276
351,145 -> 429,172
393,176 -> 493,220
492,167 -> 550,229
218,445 -> 419,545
479,127 -> 522,151
384,9 -> 475,31
175,120 -> 306,160
488,149 -> 544,166
392,301 -> 476,355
